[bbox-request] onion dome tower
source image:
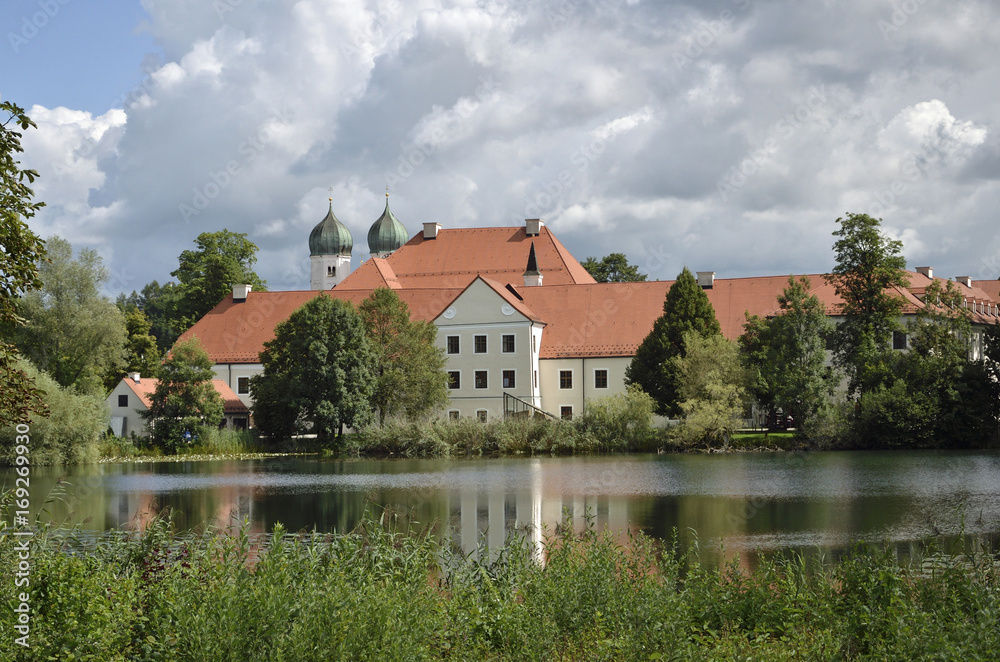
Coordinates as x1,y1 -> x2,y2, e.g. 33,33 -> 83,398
309,193 -> 353,290
367,188 -> 408,258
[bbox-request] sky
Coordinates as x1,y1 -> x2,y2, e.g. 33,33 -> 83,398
3,0 -> 1000,296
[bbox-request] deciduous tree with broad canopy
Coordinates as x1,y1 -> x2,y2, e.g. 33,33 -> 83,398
13,236 -> 126,394
824,212 -> 908,402
141,338 -> 223,452
672,331 -> 748,447
739,276 -> 834,428
625,267 -> 721,416
0,101 -> 48,427
358,288 -> 448,426
172,230 -> 267,330
581,253 -> 647,283
251,295 -> 375,443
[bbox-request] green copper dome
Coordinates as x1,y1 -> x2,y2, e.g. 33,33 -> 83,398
309,202 -> 353,256
367,198 -> 408,256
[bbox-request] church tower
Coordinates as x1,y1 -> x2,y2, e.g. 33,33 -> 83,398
309,196 -> 353,290
367,188 -> 408,258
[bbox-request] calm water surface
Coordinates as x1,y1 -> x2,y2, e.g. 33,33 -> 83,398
6,451 -> 1000,563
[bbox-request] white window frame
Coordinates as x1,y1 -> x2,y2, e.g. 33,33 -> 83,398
448,410 -> 460,420
447,370 -> 461,390
560,405 -> 573,420
476,409 -> 488,422
474,334 -> 488,354
474,369 -> 489,389
502,369 -> 516,389
593,369 -> 608,389
502,334 -> 515,353
559,369 -> 573,390
446,335 -> 461,355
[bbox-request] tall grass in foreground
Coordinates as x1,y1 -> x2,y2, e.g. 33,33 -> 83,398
1,514 -> 998,661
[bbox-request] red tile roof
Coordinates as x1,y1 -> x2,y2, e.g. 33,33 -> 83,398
178,288 -> 462,364
973,280 -> 1000,301
517,275 -> 847,358
121,377 -> 249,413
337,226 -> 596,289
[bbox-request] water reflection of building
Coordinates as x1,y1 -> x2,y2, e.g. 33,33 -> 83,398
452,459 -> 637,562
107,464 -> 260,533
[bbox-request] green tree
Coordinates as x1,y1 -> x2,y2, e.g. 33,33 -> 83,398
739,276 -> 834,428
251,295 -> 375,443
0,358 -> 107,465
673,331 -> 747,447
14,236 -> 126,393
581,253 -> 647,283
141,338 -> 223,452
0,101 -> 48,427
172,230 -> 267,329
824,213 -> 908,401
103,305 -> 161,389
117,280 -> 184,351
625,267 -> 721,416
358,288 -> 448,426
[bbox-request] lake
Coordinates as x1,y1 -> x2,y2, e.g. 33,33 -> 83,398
6,450 -> 1000,565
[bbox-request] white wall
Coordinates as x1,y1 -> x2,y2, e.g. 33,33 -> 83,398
434,279 -> 542,421
538,356 -> 630,420
106,379 -> 149,437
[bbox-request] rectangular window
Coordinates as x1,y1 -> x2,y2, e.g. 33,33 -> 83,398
118,394 -> 128,407
477,410 -> 488,422
474,335 -> 487,353
502,370 -> 515,388
532,335 -> 537,353
534,370 -> 538,389
475,370 -> 488,389
560,406 -> 573,421
502,334 -> 515,353
447,335 -> 460,354
559,370 -> 573,389
594,369 -> 608,389
893,331 -> 907,350
237,377 -> 250,394
448,371 -> 461,389
448,410 -> 460,420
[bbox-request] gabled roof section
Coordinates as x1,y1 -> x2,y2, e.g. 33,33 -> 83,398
123,376 -> 158,409
337,225 -> 596,289
477,276 -> 544,323
119,377 -> 248,413
178,288 -> 460,364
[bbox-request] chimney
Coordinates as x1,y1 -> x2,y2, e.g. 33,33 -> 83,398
523,241 -> 543,287
422,222 -> 441,239
525,218 -> 544,237
128,372 -> 140,383
233,284 -> 252,301
955,276 -> 972,288
697,271 -> 715,289
915,266 -> 933,279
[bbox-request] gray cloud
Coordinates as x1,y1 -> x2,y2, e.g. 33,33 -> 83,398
14,0 -> 1000,294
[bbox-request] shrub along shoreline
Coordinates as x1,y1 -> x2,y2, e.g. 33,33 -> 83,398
1,516 -> 997,660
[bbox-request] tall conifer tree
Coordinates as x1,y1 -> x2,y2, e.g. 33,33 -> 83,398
625,267 -> 721,416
